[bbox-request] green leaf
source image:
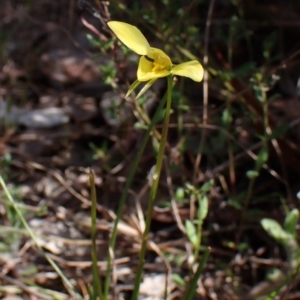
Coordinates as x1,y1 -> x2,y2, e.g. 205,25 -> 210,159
86,34 -> 101,47
219,70 -> 233,81
199,180 -> 214,193
255,148 -> 269,169
284,209 -> 299,236
134,122 -> 148,130
228,197 -> 242,210
246,170 -> 259,179
175,187 -> 185,201
185,220 -> 198,248
197,195 -> 208,221
266,268 -> 284,282
261,218 -> 292,246
227,192 -> 246,210
237,242 -> 249,251
267,123 -> 289,140
222,108 -> 233,126
172,273 -> 186,287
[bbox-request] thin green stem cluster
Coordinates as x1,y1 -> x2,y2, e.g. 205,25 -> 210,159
102,78 -> 171,300
131,75 -> 173,299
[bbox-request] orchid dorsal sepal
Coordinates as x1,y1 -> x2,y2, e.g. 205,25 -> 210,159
107,21 -> 150,55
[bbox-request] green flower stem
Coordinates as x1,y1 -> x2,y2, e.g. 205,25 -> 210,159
104,84 -> 169,298
132,75 -> 173,300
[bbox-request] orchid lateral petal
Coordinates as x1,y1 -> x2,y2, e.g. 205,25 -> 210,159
137,56 -> 170,81
137,56 -> 153,81
171,60 -> 204,82
125,79 -> 141,98
138,70 -> 170,82
107,21 -> 150,55
136,79 -> 157,99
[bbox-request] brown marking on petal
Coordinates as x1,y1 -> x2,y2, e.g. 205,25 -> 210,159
144,55 -> 154,62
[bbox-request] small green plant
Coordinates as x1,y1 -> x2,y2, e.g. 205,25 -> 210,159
99,61 -> 117,87
184,181 -> 212,261
259,209 -> 300,299
262,209 -> 300,267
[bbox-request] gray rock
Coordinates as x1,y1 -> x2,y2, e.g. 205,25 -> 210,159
19,107 -> 69,128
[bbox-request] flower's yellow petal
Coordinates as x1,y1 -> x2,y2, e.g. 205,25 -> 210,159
147,48 -> 172,70
171,60 -> 204,82
107,21 -> 150,55
137,56 -> 170,81
137,56 -> 153,76
138,70 -> 170,81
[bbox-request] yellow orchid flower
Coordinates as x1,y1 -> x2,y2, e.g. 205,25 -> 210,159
107,21 -> 203,97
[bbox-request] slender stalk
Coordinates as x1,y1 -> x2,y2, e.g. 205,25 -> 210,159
236,176 -> 256,244
237,86 -> 268,245
194,219 -> 203,262
184,247 -> 210,300
192,0 -> 215,183
89,170 -> 103,300
104,88 -> 169,298
131,75 -> 173,300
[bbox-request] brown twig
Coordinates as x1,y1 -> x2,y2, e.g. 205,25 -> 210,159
193,0 -> 216,184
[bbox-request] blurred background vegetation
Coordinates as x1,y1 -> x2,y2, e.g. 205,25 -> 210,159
2,0 -> 300,299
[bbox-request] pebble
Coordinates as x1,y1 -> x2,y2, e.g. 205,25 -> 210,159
19,107 -> 69,128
